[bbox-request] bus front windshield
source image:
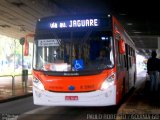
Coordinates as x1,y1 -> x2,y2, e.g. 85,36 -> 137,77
33,31 -> 114,73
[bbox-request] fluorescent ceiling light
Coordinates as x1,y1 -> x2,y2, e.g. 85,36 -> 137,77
127,23 -> 133,26
119,13 -> 127,16
133,31 -> 142,33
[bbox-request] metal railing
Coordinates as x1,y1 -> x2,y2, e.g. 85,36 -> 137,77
0,74 -> 32,97
0,75 -> 15,95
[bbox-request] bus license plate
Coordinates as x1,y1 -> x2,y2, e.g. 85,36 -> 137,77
65,96 -> 78,101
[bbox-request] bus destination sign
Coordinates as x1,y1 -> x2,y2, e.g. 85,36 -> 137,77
50,19 -> 99,29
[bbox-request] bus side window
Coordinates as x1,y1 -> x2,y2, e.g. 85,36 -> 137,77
119,55 -> 122,67
129,47 -> 133,68
131,48 -> 133,56
129,57 -> 131,68
124,55 -> 126,68
122,55 -> 125,68
125,44 -> 129,70
119,54 -> 124,68
116,39 -> 120,66
128,46 -> 131,56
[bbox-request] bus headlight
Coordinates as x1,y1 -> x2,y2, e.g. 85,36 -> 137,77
33,77 -> 45,90
100,73 -> 116,90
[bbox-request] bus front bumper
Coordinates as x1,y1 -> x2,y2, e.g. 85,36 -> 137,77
33,86 -> 116,106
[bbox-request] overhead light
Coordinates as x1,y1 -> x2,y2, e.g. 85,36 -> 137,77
127,23 -> 133,26
119,13 -> 127,16
133,31 -> 142,34
108,14 -> 111,17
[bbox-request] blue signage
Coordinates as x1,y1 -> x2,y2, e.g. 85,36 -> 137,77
50,19 -> 99,29
73,59 -> 84,71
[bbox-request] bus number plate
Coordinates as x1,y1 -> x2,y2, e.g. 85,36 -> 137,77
65,96 -> 78,101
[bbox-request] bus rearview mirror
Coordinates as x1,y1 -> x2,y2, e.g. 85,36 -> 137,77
119,39 -> 125,54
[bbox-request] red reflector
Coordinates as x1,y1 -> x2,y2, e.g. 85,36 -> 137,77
65,96 -> 78,100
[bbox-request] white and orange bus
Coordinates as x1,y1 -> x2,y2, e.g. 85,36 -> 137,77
32,14 -> 136,106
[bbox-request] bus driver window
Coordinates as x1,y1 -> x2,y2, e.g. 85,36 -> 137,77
96,48 -> 111,65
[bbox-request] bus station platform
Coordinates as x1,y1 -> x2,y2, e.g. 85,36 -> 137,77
0,75 -> 33,103
117,70 -> 160,118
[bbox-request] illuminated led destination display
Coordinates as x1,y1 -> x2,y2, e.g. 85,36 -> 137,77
50,19 -> 99,29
